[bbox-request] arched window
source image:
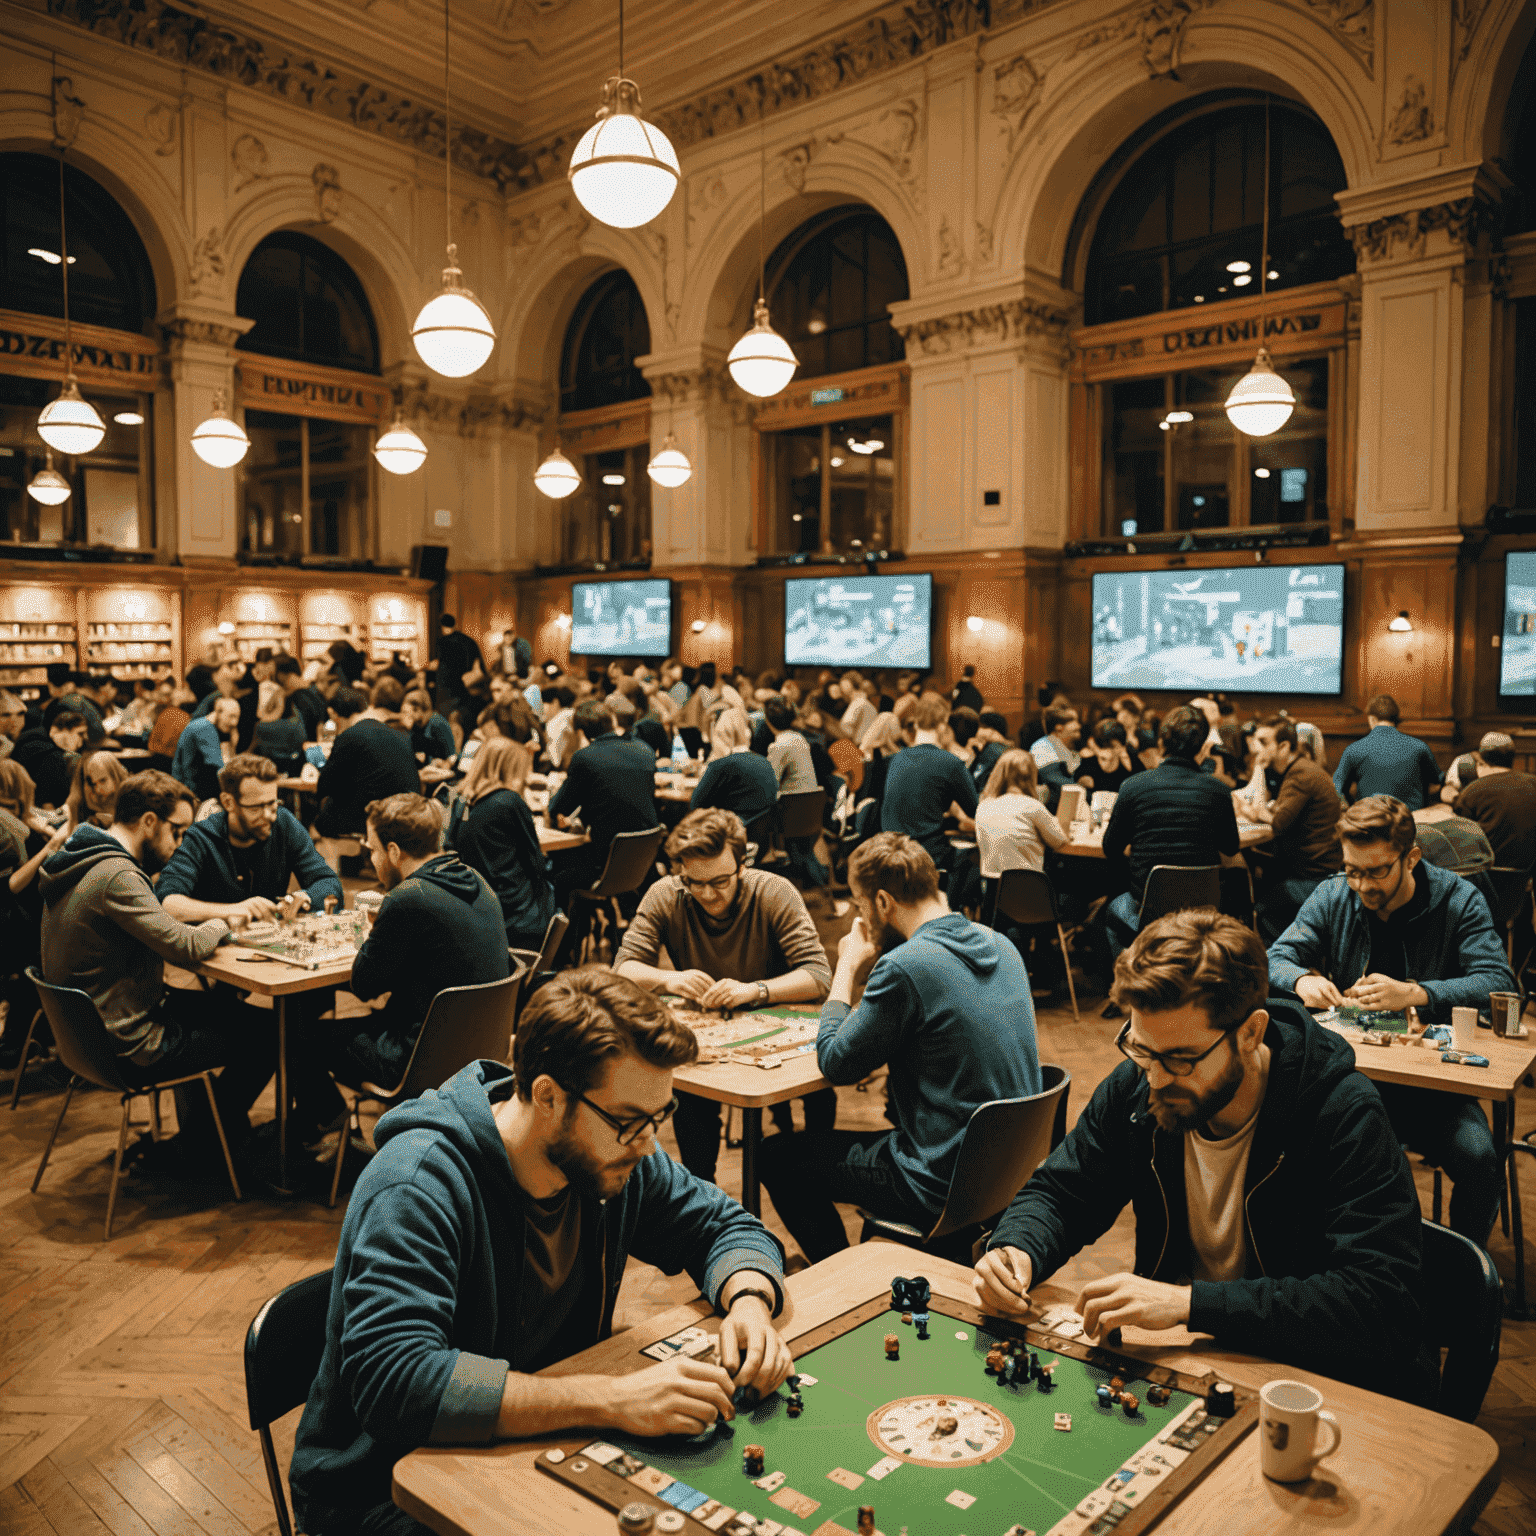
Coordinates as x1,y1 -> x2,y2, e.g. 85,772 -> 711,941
560,271 -> 651,415
1085,102 -> 1354,325
236,231 -> 380,373
765,208 -> 908,379
0,152 -> 156,334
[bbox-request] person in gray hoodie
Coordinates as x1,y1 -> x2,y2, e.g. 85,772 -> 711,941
39,769 -> 278,1160
759,831 -> 1042,1262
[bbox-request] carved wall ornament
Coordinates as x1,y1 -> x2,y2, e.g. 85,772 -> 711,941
1453,0 -> 1490,73
1072,1 -> 1205,81
232,133 -> 269,190
894,298 -> 1071,355
52,76 -> 85,148
936,216 -> 964,280
991,53 -> 1041,155
188,227 -> 226,295
687,175 -> 727,247
1302,0 -> 1374,76
312,163 -> 342,222
1385,74 -> 1433,146
975,224 -> 995,264
782,143 -> 814,195
507,211 -> 545,248
162,315 -> 247,348
144,101 -> 179,156
1346,198 -> 1493,264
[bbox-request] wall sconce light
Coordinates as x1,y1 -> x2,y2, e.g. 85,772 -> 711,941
554,613 -> 571,630
966,615 -> 984,633
690,619 -> 706,633
1388,611 -> 1413,633
217,620 -> 235,635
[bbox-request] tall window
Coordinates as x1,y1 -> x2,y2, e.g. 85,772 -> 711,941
1085,102 -> 1354,325
560,271 -> 651,414
236,231 -> 380,373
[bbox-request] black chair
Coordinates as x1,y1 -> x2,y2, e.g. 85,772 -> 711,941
328,967 -> 525,1205
7,999 -> 48,1110
857,1065 -> 1071,1261
1138,865 -> 1222,926
778,789 -> 826,842
1487,867 -> 1533,965
509,910 -> 570,997
1417,1220 -> 1502,1421
742,810 -> 776,868
988,869 -> 1080,1022
245,1269 -> 334,1536
26,967 -> 243,1239
569,826 -> 669,963
1218,864 -> 1256,932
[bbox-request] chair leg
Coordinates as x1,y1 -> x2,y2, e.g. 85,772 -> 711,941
8,1009 -> 43,1110
31,1075 -> 78,1192
1057,925 -> 1080,1023
201,1073 -> 243,1202
1432,1168 -> 1443,1226
149,1089 -> 163,1140
258,1425 -> 294,1536
329,1096 -> 360,1208
104,1096 -> 133,1241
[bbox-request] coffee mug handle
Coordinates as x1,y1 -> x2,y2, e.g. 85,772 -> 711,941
1309,1409 -> 1343,1469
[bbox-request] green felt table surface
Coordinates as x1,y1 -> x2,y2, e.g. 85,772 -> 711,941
596,1309 -> 1199,1536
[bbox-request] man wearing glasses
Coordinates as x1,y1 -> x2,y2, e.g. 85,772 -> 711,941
39,770 -> 278,1167
1268,795 -> 1514,1244
292,967 -> 792,1536
975,908 -> 1436,1407
615,808 -> 831,1182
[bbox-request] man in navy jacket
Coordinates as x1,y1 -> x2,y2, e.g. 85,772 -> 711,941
976,909 -> 1436,1408
1268,795 -> 1514,1243
291,969 -> 791,1536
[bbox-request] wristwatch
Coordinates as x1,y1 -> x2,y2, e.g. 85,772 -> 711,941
723,1285 -> 778,1318
756,981 -> 769,1005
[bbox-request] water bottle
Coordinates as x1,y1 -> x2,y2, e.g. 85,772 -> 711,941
671,733 -> 688,773
318,718 -> 336,757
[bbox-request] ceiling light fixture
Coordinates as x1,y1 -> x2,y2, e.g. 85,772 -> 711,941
568,0 -> 679,229
411,0 -> 496,378
534,447 -> 581,498
373,409 -> 428,475
602,472 -> 627,486
190,388 -> 250,467
647,252 -> 694,489
728,103 -> 797,398
26,451 -> 71,505
1254,467 -> 1271,478
966,615 -> 984,633
1388,610 -> 1413,633
1225,260 -> 1251,273
113,411 -> 144,426
27,247 -> 74,264
1232,274 -> 1252,286
36,155 -> 105,457
1225,97 -> 1295,438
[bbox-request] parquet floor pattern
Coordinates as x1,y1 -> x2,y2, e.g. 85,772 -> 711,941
1,888 -> 1532,1535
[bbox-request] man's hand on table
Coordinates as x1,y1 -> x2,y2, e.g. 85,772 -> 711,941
698,978 -> 762,1011
602,1357 -> 737,1437
717,1292 -> 794,1401
1345,974 -> 1428,1012
277,891 -> 311,921
232,895 -> 280,923
1295,974 -> 1344,1010
1077,1273 -> 1191,1339
974,1245 -> 1033,1319
665,970 -> 718,1002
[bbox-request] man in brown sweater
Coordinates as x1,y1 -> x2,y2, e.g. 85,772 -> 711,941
1453,732 -> 1536,872
1242,716 -> 1344,943
614,808 -> 831,1183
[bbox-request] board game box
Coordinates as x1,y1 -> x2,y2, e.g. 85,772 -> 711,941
538,1292 -> 1256,1536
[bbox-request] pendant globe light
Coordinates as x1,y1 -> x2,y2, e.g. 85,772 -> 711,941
647,431 -> 691,488
26,451 -> 71,505
36,154 -> 105,457
727,109 -> 797,399
568,0 -> 679,230
373,410 -> 428,475
411,0 -> 496,378
1225,98 -> 1295,438
190,389 -> 251,467
534,447 -> 581,499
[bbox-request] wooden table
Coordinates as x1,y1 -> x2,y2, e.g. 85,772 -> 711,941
670,1004 -> 828,1217
196,941 -> 357,1195
1058,820 -> 1273,859
391,1245 -> 1500,1536
1319,1016 -> 1536,1313
654,770 -> 698,805
539,821 -> 588,852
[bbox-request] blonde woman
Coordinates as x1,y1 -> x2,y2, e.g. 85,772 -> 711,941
448,736 -> 556,948
690,706 -> 778,828
975,749 -> 1068,877
65,749 -> 127,832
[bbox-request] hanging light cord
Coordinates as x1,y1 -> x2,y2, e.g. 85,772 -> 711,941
757,105 -> 766,304
1259,95 -> 1271,304
618,0 -> 624,80
443,0 -> 453,260
57,153 -> 73,373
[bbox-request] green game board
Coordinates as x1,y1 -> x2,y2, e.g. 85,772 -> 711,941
540,1298 -> 1252,1536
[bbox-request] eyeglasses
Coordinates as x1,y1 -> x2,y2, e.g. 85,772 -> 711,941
238,798 -> 280,815
1344,857 -> 1401,885
574,1091 -> 678,1146
678,869 -> 739,894
1116,1019 -> 1236,1078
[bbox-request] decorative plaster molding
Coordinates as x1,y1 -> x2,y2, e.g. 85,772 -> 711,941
1302,0 -> 1374,76
161,315 -> 247,347
1071,1 -> 1206,81
188,227 -> 226,296
991,52 -> 1041,155
399,382 -> 548,436
782,143 -> 814,195
686,176 -> 727,248
312,163 -> 342,222
1384,74 -> 1434,147
894,298 -> 1070,354
144,99 -> 179,155
52,75 -> 85,148
936,216 -> 965,279
1346,197 -> 1495,264
232,133 -> 269,190
975,224 -> 995,264
1453,0 -> 1490,74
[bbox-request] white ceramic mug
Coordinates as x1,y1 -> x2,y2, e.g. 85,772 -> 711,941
1452,1006 -> 1478,1052
1259,1379 -> 1342,1483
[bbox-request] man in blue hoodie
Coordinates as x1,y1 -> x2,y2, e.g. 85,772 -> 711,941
1268,794 -> 1514,1243
758,832 -> 1041,1262
975,910 -> 1436,1408
290,967 -> 791,1536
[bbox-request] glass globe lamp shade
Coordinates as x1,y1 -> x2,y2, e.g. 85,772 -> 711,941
191,394 -> 250,468
26,452 -> 71,505
534,448 -> 581,499
647,433 -> 692,489
37,377 -> 105,456
373,417 -> 428,475
568,78 -> 680,230
1224,347 -> 1295,437
727,299 -> 799,399
412,252 -> 496,379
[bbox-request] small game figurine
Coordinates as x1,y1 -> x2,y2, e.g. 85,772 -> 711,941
914,1311 -> 929,1340
885,1333 -> 900,1361
742,1444 -> 765,1477
1109,1376 -> 1125,1395
858,1508 -> 875,1536
890,1275 -> 931,1312
1121,1392 -> 1140,1417
1028,1350 -> 1041,1380
786,1394 -> 803,1418
733,1384 -> 761,1412
901,1311 -> 912,1325
1053,1413 -> 1071,1433
985,1348 -> 1005,1375
1096,1384 -> 1113,1408
1037,1363 -> 1056,1393
786,1373 -> 801,1393
1147,1384 -> 1171,1408
323,895 -> 339,916
1207,1381 -> 1236,1418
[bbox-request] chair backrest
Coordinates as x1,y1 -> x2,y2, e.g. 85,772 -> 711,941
394,967 -> 525,1100
1486,866 -> 1533,932
743,810 -> 775,863
245,1268 -> 334,1431
992,868 -> 1059,928
1218,863 -> 1256,930
25,967 -> 133,1093
534,910 -> 570,974
1139,864 -> 1222,926
828,738 -> 863,793
589,826 -> 669,897
927,1064 -> 1071,1240
778,788 -> 826,840
1418,1219 -> 1502,1422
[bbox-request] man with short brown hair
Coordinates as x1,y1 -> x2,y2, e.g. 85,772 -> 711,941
880,693 -> 979,875
758,832 -> 1039,1262
975,909 -> 1435,1407
1453,730 -> 1536,871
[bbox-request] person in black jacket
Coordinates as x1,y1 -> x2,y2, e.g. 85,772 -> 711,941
975,909 -> 1435,1408
12,712 -> 87,809
275,654 -> 328,740
313,687 -> 420,841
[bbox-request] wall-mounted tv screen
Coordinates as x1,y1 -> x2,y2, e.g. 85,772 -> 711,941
1091,563 -> 1345,694
1500,550 -> 1536,697
570,578 -> 672,657
785,573 -> 932,669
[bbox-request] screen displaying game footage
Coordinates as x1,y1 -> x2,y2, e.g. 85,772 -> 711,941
784,573 -> 932,669
1499,550 -> 1536,698
570,579 -> 673,658
1091,563 -> 1345,695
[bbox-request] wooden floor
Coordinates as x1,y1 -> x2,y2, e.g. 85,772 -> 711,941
2,887 -> 1533,1536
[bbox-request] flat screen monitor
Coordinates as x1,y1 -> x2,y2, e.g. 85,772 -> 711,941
1500,550 -> 1536,697
570,578 -> 672,657
784,573 -> 933,669
1091,563 -> 1345,694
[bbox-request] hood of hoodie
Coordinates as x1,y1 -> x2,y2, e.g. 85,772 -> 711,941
402,852 -> 489,906
374,1057 -> 519,1186
907,910 -> 1001,977
39,823 -> 139,904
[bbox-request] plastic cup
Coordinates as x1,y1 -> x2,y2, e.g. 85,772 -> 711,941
1452,1007 -> 1478,1051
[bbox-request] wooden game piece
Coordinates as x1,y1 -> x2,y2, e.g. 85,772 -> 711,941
934,1413 -> 959,1438
786,1396 -> 802,1418
1207,1381 -> 1236,1417
1053,1413 -> 1071,1432
743,1444 -> 765,1477
1096,1384 -> 1113,1408
884,1333 -> 899,1360
734,1384 -> 762,1412
1109,1376 -> 1125,1393
654,1516 -> 685,1535
985,1348 -> 1005,1374
1122,1392 -> 1139,1416
1147,1384 -> 1171,1407
617,1502 -> 658,1534
857,1506 -> 875,1536
915,1312 -> 929,1339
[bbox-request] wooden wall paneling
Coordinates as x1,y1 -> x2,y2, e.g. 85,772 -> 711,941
1354,547 -> 1458,731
